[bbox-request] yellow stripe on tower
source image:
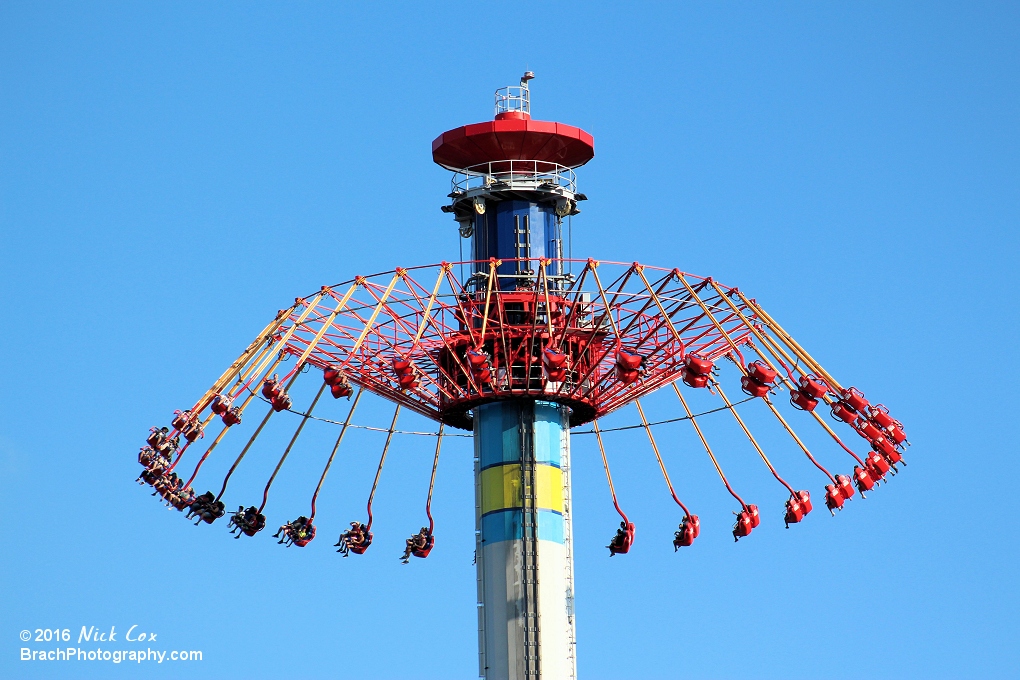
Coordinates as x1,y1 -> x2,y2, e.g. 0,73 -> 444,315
480,464 -> 564,515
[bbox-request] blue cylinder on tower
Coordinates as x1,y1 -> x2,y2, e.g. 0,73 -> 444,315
471,201 -> 564,278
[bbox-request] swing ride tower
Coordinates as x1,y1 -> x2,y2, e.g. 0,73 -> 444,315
137,72 -> 911,680
432,73 -> 592,679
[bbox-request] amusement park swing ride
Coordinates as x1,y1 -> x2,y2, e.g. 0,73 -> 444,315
137,73 -> 909,679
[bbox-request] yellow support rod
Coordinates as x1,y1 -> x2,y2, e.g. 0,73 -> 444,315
540,259 -> 555,338
671,383 -> 736,494
244,292 -> 328,392
410,265 -> 449,347
182,421 -> 230,490
732,329 -> 865,465
192,302 -> 298,413
216,402 -> 277,501
443,266 -> 482,349
552,261 -> 593,348
593,421 -> 619,505
735,290 -> 844,394
635,266 -> 686,350
427,424 -> 445,504
345,273 -> 401,363
478,259 -> 499,341
366,404 -> 402,530
310,387 -> 364,520
293,281 -> 361,369
761,395 -> 836,483
589,262 -> 622,338
706,282 -> 848,416
808,406 -> 867,465
732,296 -> 828,387
676,275 -> 748,372
722,317 -> 865,466
181,326 -> 314,493
226,340 -> 276,397
635,399 -> 690,514
706,281 -> 799,379
258,381 -> 329,513
712,379 -> 795,495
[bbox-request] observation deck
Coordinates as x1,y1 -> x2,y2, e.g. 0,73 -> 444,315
432,72 -> 594,172
434,73 -> 593,230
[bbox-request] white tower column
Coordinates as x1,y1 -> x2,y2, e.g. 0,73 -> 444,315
474,401 -> 577,680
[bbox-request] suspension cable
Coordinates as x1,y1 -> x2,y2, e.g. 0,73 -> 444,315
425,424 -> 444,533
540,259 -> 556,339
227,339 -> 277,401
635,399 -> 691,516
163,412 -> 217,475
478,259 -> 498,343
707,284 -> 865,467
634,266 -> 687,351
310,388 -> 363,521
676,274 -> 747,368
215,368 -> 305,502
280,282 -> 360,383
759,389 -> 836,484
191,302 -> 297,413
366,403 -> 401,531
737,291 -> 844,393
257,382 -> 327,513
712,379 -> 796,496
571,396 -> 756,434
671,383 -> 747,509
192,303 -> 323,493
593,421 -> 629,524
340,272 -> 400,370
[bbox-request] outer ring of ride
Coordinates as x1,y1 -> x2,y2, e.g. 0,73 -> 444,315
311,259 -> 739,303
283,259 -> 741,429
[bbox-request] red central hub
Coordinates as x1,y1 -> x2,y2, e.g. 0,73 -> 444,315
434,290 -> 605,428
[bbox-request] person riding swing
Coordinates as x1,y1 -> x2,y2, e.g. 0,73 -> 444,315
400,526 -> 433,564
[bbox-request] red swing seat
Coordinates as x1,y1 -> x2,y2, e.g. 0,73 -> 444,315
732,504 -> 760,540
412,533 -> 435,559
784,490 -> 813,527
608,522 -> 635,556
674,514 -> 700,549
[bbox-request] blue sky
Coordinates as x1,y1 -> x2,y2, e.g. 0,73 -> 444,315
1,2 -> 1017,678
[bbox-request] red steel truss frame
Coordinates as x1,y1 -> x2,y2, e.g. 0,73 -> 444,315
258,258 -> 759,429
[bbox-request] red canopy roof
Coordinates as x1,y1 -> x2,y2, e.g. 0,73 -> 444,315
432,118 -> 595,171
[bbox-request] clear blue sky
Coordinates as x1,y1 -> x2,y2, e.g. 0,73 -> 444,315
1,2 -> 1017,679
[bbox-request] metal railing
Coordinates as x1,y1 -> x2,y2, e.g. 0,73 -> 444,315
452,160 -> 577,194
495,84 -> 530,117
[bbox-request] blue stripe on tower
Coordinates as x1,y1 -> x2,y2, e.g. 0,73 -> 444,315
481,509 -> 565,544
534,402 -> 563,467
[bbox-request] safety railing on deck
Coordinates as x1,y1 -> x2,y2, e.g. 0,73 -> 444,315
451,160 -> 577,194
495,84 -> 530,117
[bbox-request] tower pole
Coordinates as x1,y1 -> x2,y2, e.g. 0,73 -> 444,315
434,74 -> 592,679
474,401 -> 576,679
